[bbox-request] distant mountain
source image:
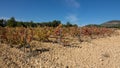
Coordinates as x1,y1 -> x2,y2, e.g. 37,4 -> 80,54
101,20 -> 120,28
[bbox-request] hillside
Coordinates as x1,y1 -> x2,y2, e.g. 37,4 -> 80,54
101,20 -> 120,28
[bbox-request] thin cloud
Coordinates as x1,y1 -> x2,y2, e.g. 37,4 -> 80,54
65,0 -> 80,8
0,17 -> 9,20
66,14 -> 79,23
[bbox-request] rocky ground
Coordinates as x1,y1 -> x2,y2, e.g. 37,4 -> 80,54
0,30 -> 120,68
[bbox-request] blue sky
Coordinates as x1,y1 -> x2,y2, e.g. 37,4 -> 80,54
0,0 -> 120,26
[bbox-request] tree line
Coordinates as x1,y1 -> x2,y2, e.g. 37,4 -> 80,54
0,17 -> 78,27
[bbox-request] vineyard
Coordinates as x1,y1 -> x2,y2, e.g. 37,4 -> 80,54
0,25 -> 119,68
0,25 -> 116,47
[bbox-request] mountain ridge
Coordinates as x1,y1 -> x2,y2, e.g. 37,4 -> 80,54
101,20 -> 120,27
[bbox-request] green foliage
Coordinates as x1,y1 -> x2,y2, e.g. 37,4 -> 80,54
52,20 -> 61,27
16,22 -> 24,27
0,19 -> 6,27
7,17 -> 17,27
85,24 -> 103,27
0,19 -> 4,26
63,22 -> 78,27
0,17 -> 78,27
37,20 -> 61,27
66,22 -> 73,27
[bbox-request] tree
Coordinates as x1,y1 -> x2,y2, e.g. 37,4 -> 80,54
16,21 -> 24,27
73,24 -> 78,27
0,19 -> 6,27
52,20 -> 61,27
7,17 -> 17,27
0,19 -> 4,27
66,22 -> 72,27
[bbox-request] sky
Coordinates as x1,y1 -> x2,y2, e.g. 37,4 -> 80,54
0,0 -> 120,26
